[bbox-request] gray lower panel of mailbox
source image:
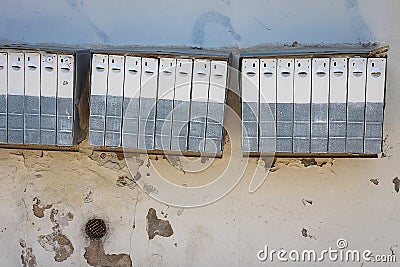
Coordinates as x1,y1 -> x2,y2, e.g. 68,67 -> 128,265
188,101 -> 208,152
329,103 -> 347,152
276,103 -> 293,152
8,95 -> 24,144
0,94 -> 6,143
346,102 -> 365,154
294,103 -> 310,153
138,97 -> 156,150
89,95 -> 106,146
155,99 -> 173,150
311,103 -> 328,152
364,102 -> 384,153
242,101 -> 258,152
41,96 -> 57,145
105,95 -> 123,147
205,102 -> 225,153
57,97 -> 73,146
24,95 -> 40,144
122,97 -> 139,148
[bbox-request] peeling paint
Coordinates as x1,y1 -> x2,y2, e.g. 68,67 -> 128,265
38,232 -> 74,262
116,175 -> 137,190
393,177 -> 400,193
143,183 -> 159,195
301,199 -> 313,207
50,209 -> 74,229
20,240 -> 37,267
84,239 -> 132,267
370,178 -> 379,185
269,158 -> 334,171
36,207 -> 75,262
301,228 -> 316,240
89,152 -> 126,170
177,208 -> 184,216
32,197 -> 52,218
301,158 -> 329,167
146,208 -> 174,240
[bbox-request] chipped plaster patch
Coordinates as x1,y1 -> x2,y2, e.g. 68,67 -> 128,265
38,232 -> 74,262
146,208 -> 173,240
84,239 -> 132,267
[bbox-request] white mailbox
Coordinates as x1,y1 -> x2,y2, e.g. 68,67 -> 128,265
259,58 -> 276,153
8,52 -> 25,144
347,57 -> 367,154
276,58 -> 294,152
311,58 -> 330,152
40,53 -> 58,145
89,54 -> 109,146
105,55 -> 125,147
188,59 -> 211,152
57,54 -> 75,146
155,57 -> 176,150
122,56 -> 141,149
365,58 -> 386,153
329,58 -> 348,153
24,53 -> 41,144
138,57 -> 158,150
206,60 -> 227,153
241,58 -> 259,152
293,58 -> 311,152
171,58 -> 192,151
0,52 -> 6,143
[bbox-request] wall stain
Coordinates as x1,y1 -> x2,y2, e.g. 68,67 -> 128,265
89,151 -> 127,170
370,178 -> 379,186
192,11 -> 241,46
393,177 -> 400,193
116,175 -> 138,190
253,16 -> 272,31
20,239 -> 37,267
301,158 -> 328,168
146,208 -> 174,240
64,0 -> 110,43
143,183 -> 159,195
32,197 -> 52,218
268,158 -> 334,172
84,239 -> 132,267
301,228 -> 316,240
301,199 -> 313,207
36,207 -> 75,262
37,232 -> 74,262
345,0 -> 374,42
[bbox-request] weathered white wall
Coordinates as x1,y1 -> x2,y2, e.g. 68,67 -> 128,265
1,0 -> 375,47
1,0 -> 400,266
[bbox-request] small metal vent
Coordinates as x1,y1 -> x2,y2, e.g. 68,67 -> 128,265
85,218 -> 107,239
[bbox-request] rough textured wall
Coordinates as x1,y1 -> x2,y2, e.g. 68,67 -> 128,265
1,0 -> 400,266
